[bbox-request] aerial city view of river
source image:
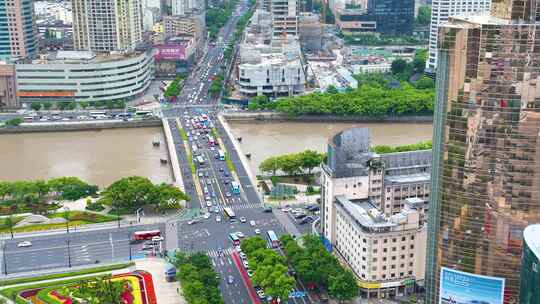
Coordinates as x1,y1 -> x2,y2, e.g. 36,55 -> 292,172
0,127 -> 173,187
228,121 -> 433,175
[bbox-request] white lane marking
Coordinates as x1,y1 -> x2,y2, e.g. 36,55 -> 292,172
109,233 -> 114,258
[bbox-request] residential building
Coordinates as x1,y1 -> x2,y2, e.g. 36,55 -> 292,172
520,225 -> 540,304
15,50 -> 154,104
426,0 -> 491,72
0,0 -> 38,60
334,0 -> 414,35
425,1 -> 540,302
72,0 -> 143,52
238,40 -> 306,97
172,0 -> 200,15
163,11 -> 205,57
320,128 -> 431,298
0,63 -> 19,108
271,0 -> 299,39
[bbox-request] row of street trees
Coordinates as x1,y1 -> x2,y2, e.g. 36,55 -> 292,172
280,235 -> 359,301
241,237 -> 296,301
0,177 -> 98,214
164,76 -> 184,99
209,74 -> 225,97
206,0 -> 237,41
29,100 -> 126,112
99,176 -> 190,213
259,150 -> 325,176
173,252 -> 224,304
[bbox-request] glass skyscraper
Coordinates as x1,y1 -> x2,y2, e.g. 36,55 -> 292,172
426,0 -> 540,303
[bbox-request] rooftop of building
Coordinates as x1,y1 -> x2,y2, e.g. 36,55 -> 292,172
336,195 -> 425,232
524,224 -> 540,259
239,40 -> 303,66
384,172 -> 430,185
17,50 -> 147,65
446,14 -> 510,27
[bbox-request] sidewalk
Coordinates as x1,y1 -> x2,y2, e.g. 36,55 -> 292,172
135,258 -> 186,304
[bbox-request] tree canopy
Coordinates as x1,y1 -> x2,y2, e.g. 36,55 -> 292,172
101,176 -> 189,212
259,150 -> 325,176
415,6 -> 432,26
280,234 -> 359,300
173,252 -> 224,304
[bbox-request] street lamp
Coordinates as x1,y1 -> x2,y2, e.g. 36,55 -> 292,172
114,202 -> 120,228
63,207 -> 70,234
128,230 -> 132,261
2,241 -> 7,275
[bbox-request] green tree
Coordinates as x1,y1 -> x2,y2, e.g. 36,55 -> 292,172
42,102 -> 53,110
391,59 -> 408,75
48,177 -> 98,200
326,85 -> 338,94
415,75 -> 435,89
328,271 -> 359,301
4,118 -> 23,126
259,157 -> 280,176
299,150 -> 323,174
30,103 -> 42,111
79,101 -> 89,109
240,236 -> 267,255
279,154 -> 303,176
415,6 -> 431,26
102,176 -> 189,212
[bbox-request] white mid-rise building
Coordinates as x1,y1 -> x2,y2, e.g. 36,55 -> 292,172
426,0 -> 491,72
320,128 -> 431,299
238,40 -> 306,97
72,0 -> 143,52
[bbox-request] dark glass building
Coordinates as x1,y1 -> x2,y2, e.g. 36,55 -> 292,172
426,0 -> 540,303
520,225 -> 540,304
367,0 -> 414,36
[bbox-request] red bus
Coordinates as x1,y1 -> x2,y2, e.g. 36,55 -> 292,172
133,230 -> 161,241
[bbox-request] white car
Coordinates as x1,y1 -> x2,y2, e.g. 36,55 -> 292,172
249,220 -> 256,227
240,217 -> 246,223
236,231 -> 245,238
203,212 -> 211,219
17,241 -> 32,248
152,236 -> 164,242
243,260 -> 249,268
254,229 -> 261,234
216,216 -> 222,222
206,201 -> 212,207
282,207 -> 292,212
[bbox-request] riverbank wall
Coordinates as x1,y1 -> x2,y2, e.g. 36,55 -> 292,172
162,118 -> 185,192
221,111 -> 433,123
0,119 -> 162,134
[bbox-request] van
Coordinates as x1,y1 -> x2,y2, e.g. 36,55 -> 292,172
203,187 -> 209,194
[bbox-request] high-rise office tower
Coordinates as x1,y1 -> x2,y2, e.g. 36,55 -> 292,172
172,0 -> 200,15
72,0 -> 143,52
271,0 -> 299,38
426,0 -> 491,72
0,0 -> 37,60
426,0 -> 540,303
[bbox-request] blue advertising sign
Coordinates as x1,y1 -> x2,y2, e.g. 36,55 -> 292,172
289,291 -> 306,298
439,267 -> 505,304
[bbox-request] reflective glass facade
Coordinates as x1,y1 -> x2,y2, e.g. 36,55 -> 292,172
426,1 -> 540,302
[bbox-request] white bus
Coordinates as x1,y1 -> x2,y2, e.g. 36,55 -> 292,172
223,207 -> 235,219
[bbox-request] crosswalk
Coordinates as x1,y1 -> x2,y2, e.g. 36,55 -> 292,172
207,247 -> 234,258
210,203 -> 264,212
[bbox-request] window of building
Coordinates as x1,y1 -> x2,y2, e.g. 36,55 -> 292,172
382,274 -> 386,279
392,238 -> 396,243
409,262 -> 413,267
400,272 -> 404,277
400,263 -> 405,268
373,240 -> 378,245
410,245 -> 414,249
409,253 -> 414,258
383,248 -> 387,253
402,236 -> 406,241
408,271 -> 413,275
392,247 -> 397,252
382,266 -> 387,270
411,235 -> 415,240
391,273 -> 396,278
372,258 -> 377,262
401,246 -> 406,250
373,249 -> 377,254
383,257 -> 387,262
362,248 -> 366,252
363,238 -> 367,243
384,239 -> 388,243
372,266 -> 377,271
401,255 -> 405,259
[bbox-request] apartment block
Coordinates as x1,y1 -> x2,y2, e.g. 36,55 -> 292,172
72,0 -> 143,52
271,0 -> 299,38
0,63 -> 18,108
0,0 -> 38,60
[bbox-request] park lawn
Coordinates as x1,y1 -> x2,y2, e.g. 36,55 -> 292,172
0,211 -> 118,233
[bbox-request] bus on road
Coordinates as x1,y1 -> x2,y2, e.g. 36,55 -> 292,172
231,182 -> 240,194
223,207 -> 235,219
229,233 -> 240,246
218,150 -> 225,161
196,156 -> 205,165
133,230 -> 161,241
267,230 -> 280,248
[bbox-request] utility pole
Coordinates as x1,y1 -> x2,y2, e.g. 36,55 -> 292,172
2,242 -> 7,275
66,238 -> 72,268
